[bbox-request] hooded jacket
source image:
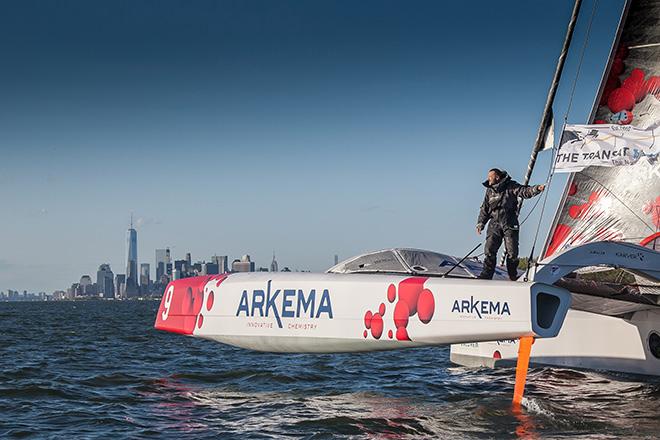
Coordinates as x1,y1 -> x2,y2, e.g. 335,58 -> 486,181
477,172 -> 542,229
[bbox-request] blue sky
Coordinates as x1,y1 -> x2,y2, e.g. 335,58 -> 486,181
0,0 -> 625,292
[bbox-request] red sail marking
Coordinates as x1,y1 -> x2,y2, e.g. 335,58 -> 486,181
642,196 -> 660,229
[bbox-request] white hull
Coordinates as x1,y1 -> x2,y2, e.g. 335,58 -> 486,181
450,308 -> 660,376
154,272 -> 571,353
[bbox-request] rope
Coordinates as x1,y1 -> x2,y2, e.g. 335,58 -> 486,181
523,0 -> 600,281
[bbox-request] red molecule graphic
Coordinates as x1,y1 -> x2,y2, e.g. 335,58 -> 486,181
568,191 -> 602,220
645,76 -> 660,97
396,327 -> 409,341
630,67 -> 645,81
493,350 -> 502,360
622,75 -> 646,102
397,277 -> 426,315
545,223 -> 572,257
360,277 -> 435,342
417,289 -> 435,324
370,313 -> 383,339
364,310 -> 373,329
568,182 -> 578,196
393,300 -> 410,329
568,205 -> 581,219
197,314 -> 204,328
643,196 -> 660,229
206,291 -> 214,311
387,284 -> 396,303
607,87 -> 635,113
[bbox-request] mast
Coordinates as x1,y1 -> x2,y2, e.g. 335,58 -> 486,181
520,0 -> 583,191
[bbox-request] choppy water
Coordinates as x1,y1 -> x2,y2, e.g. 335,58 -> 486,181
1,301 -> 658,439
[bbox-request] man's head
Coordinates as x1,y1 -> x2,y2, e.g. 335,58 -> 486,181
487,168 -> 504,185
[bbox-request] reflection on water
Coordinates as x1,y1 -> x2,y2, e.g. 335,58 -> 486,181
0,301 -> 658,438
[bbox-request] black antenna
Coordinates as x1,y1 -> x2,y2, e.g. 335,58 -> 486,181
443,243 -> 482,278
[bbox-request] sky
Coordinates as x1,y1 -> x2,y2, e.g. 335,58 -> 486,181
0,0 -> 626,292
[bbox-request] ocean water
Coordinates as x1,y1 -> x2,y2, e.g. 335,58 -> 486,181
1,300 -> 658,439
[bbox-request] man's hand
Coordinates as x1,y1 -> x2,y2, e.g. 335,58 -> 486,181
537,184 -> 546,192
476,225 -> 483,235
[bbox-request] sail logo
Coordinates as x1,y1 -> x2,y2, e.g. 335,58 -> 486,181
236,280 -> 333,328
451,296 -> 511,319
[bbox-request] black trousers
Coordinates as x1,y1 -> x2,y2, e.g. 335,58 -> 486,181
479,223 -> 520,280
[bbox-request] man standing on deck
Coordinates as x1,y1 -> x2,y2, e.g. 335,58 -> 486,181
476,168 -> 545,280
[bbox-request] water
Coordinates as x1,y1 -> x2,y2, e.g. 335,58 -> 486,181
1,301 -> 658,439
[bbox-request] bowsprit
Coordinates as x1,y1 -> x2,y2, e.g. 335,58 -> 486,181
236,280 -> 333,328
451,296 -> 511,319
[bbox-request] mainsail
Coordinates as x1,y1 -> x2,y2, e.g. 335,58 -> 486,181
544,0 -> 660,258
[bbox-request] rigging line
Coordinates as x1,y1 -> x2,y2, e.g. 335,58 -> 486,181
564,0 -> 599,124
519,190 -> 544,226
581,172 -> 656,232
525,0 -> 600,274
628,42 -> 660,49
524,139 -> 561,281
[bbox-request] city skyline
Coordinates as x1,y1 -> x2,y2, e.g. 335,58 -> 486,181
0,211 -> 332,294
0,219 -> 312,297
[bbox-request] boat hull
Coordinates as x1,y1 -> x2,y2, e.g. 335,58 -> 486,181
450,308 -> 660,376
154,272 -> 571,353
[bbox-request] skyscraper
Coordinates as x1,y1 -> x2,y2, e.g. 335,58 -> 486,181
201,262 -> 219,275
140,263 -> 150,294
211,255 -> 228,273
232,255 -> 254,272
125,216 -> 138,297
114,274 -> 126,299
96,264 -> 115,299
79,275 -> 96,296
270,252 -> 279,272
155,248 -> 171,283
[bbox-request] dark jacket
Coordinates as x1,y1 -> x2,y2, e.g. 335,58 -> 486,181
477,172 -> 542,229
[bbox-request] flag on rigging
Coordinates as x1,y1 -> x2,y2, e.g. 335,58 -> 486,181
554,124 -> 658,173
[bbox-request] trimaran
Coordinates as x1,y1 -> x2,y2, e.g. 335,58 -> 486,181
155,0 -> 660,405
